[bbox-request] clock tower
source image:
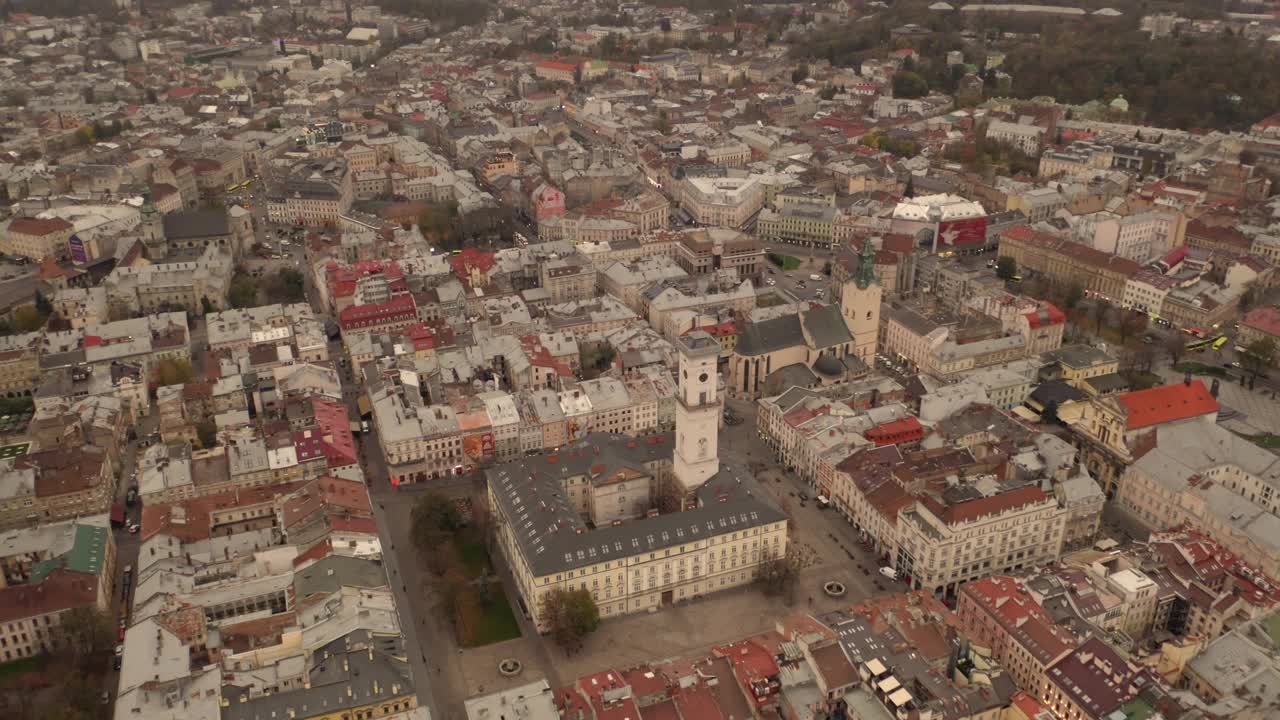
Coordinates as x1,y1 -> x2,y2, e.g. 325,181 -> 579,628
841,238 -> 882,364
673,331 -> 721,495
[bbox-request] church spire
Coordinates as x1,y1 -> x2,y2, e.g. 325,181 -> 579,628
854,238 -> 877,290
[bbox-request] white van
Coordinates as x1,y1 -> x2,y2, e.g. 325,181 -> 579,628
809,274 -> 822,281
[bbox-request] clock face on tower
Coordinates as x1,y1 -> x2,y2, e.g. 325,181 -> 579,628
698,372 -> 708,383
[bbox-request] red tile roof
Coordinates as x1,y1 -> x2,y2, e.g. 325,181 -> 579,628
1023,302 -> 1065,329
1242,306 -> 1280,339
1117,380 -> 1218,430
8,216 -> 72,235
337,294 -> 417,331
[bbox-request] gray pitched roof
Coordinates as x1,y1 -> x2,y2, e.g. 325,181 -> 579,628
487,432 -> 786,577
162,209 -> 231,240
222,630 -> 413,720
802,304 -> 854,350
293,555 -> 389,600
735,314 -> 805,356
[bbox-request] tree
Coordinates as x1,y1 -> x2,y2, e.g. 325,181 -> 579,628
201,296 -> 216,315
1241,338 -> 1276,378
654,109 -> 671,134
1063,284 -> 1084,311
11,304 -> 44,332
1040,400 -> 1060,424
903,175 -> 915,198
1164,334 -> 1187,365
153,358 -> 194,386
1092,301 -> 1111,333
822,261 -> 832,276
791,64 -> 809,84
1118,311 -> 1148,345
755,555 -> 800,605
892,71 -> 928,99
412,491 -> 463,543
55,606 -> 112,659
34,290 -> 51,316
995,256 -> 1017,280
195,420 -> 217,449
1239,284 -> 1258,313
541,587 -> 600,651
229,276 -> 258,308
263,269 -> 306,303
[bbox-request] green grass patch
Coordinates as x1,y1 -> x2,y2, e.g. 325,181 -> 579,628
767,253 -> 800,271
1262,609 -> 1280,646
0,656 -> 44,687
453,528 -> 491,579
460,586 -> 522,647
1244,433 -> 1280,449
1172,362 -> 1228,378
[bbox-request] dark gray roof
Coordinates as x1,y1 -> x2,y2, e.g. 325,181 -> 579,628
222,629 -> 413,720
813,354 -> 844,378
737,304 -> 852,358
801,304 -> 854,350
293,555 -> 389,600
487,432 -> 786,577
735,314 -> 805,356
1030,379 -> 1087,406
162,209 -> 231,240
763,363 -> 818,397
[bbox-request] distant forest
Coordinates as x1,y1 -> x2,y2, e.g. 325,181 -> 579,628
795,1 -> 1280,131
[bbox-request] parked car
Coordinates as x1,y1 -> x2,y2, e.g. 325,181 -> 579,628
879,566 -> 898,580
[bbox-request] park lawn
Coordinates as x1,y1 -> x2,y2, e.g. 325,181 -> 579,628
460,587 -> 522,647
767,253 -> 801,271
0,655 -> 44,687
453,528 -> 491,579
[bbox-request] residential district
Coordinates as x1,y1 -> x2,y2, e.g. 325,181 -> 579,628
2,2 -> 1280,720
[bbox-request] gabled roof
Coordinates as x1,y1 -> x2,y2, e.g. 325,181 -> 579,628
1117,380 -> 1217,430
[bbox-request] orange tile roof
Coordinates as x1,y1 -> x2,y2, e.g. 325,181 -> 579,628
1117,380 -> 1218,430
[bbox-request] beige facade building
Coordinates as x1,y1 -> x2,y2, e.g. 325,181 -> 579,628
488,333 -> 787,632
679,176 -> 763,229
1,216 -> 74,261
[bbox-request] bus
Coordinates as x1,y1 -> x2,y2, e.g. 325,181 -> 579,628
225,183 -> 239,193
242,179 -> 254,188
1186,335 -> 1225,352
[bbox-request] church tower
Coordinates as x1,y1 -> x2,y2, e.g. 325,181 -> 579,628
840,239 -> 882,364
139,185 -> 168,260
673,331 -> 721,495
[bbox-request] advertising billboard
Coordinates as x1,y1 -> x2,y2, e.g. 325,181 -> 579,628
462,432 -> 495,462
69,234 -> 87,264
935,216 -> 989,250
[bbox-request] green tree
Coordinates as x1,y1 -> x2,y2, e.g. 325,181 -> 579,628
1040,400 -> 1060,424
11,304 -> 44,332
74,125 -> 94,145
1241,338 -> 1276,378
995,256 -> 1017,280
822,261 -> 832,276
229,276 -> 258,308
541,587 -> 600,651
892,71 -> 928,99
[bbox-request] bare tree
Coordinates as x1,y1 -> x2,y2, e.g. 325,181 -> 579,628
1164,334 -> 1187,365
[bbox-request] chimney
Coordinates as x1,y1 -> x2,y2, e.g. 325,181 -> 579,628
1184,371 -> 1191,386
1211,378 -> 1220,398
